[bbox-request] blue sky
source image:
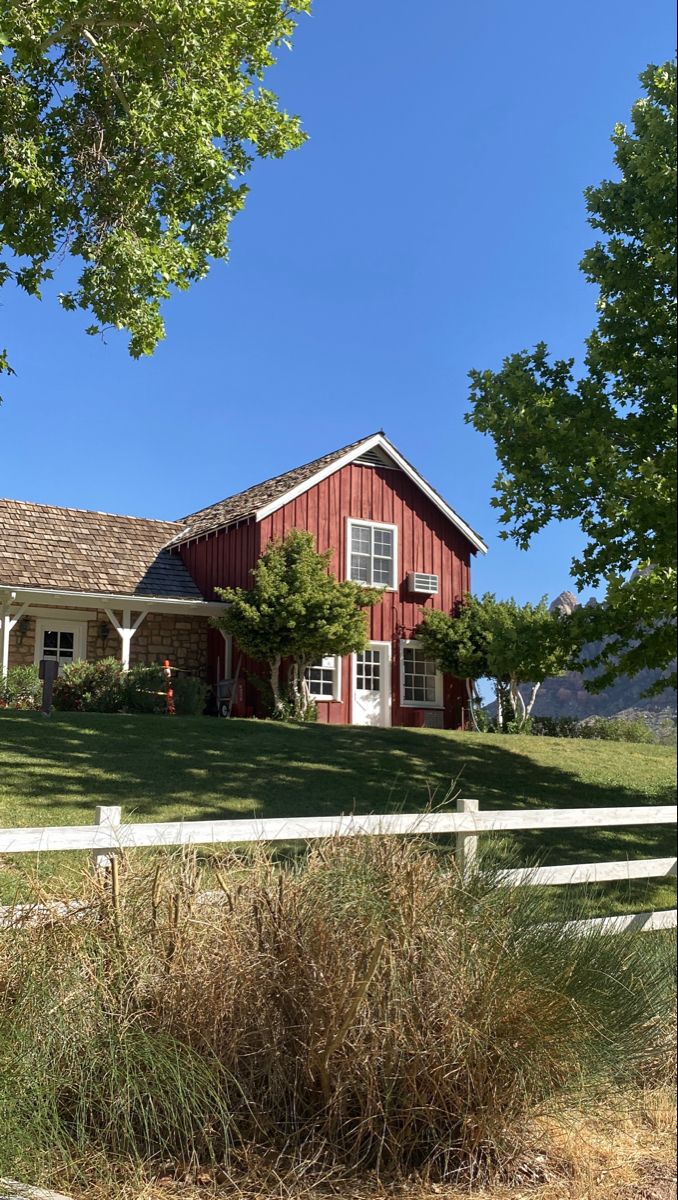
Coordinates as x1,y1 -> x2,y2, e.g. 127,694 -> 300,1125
1,0 -> 675,607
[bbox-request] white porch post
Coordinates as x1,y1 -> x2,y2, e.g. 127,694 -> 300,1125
1,607 -> 11,679
0,593 -> 30,678
105,606 -> 148,671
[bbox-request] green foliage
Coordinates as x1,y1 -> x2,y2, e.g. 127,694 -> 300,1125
52,657 -> 204,715
0,0 -> 310,379
124,662 -> 168,714
0,664 -> 40,709
0,841 -> 673,1187
419,593 -> 572,730
172,673 -> 208,716
531,714 -> 655,743
53,657 -> 126,712
467,62 -> 677,692
580,716 -> 656,744
214,530 -> 382,717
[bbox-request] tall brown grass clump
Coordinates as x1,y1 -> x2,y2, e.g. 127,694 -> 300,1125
0,836 -> 674,1188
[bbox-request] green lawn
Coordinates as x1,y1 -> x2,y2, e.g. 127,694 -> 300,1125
0,710 -> 675,912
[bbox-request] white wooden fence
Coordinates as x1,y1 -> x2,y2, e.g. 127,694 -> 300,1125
0,799 -> 676,934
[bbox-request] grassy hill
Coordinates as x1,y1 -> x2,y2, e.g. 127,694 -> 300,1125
0,710 -> 675,912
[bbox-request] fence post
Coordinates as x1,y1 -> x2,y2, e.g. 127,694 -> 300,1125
91,805 -> 122,876
456,797 -> 479,878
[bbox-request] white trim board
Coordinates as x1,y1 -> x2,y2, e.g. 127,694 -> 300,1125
255,434 -> 488,555
0,584 -> 226,617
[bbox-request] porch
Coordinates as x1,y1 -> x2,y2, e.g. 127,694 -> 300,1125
0,586 -> 226,679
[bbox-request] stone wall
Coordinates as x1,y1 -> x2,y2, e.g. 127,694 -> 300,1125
7,606 -> 209,678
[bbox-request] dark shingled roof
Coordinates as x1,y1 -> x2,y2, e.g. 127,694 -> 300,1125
173,434 -> 378,544
0,499 -> 204,599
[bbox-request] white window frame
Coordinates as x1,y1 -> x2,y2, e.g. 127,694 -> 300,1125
399,638 -> 443,709
305,655 -> 342,702
346,517 -> 398,591
33,618 -> 87,667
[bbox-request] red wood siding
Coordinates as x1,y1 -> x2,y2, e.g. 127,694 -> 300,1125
259,463 -> 472,728
174,463 -> 475,726
177,519 -> 259,599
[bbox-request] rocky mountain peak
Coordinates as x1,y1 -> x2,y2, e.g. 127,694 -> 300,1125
549,590 -> 578,615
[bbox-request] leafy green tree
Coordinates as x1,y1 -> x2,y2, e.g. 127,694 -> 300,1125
419,594 -> 573,731
213,530 -> 381,718
0,0 -> 310,382
467,63 -> 677,692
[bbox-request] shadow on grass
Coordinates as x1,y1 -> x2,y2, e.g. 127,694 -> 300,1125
2,708 -> 675,848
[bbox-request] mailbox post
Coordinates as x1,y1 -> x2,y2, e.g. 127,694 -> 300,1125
38,658 -> 60,716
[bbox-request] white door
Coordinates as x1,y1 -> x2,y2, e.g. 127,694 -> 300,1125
352,643 -> 391,727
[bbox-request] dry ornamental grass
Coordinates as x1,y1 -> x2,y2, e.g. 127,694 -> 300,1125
0,836 -> 675,1196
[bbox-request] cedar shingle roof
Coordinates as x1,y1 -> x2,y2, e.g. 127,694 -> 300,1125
173,434 -> 379,544
0,499 -> 204,599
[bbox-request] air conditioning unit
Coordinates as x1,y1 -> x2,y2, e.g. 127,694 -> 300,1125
407,571 -> 439,595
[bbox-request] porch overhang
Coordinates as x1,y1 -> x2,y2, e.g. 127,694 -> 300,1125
0,584 -> 227,617
0,584 -> 227,675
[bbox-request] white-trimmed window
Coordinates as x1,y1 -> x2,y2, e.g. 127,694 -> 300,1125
305,655 -> 342,701
34,619 -> 87,667
347,518 -> 397,589
400,640 -> 443,708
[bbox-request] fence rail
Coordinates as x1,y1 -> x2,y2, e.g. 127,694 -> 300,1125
1,803 -> 676,855
0,800 -> 676,934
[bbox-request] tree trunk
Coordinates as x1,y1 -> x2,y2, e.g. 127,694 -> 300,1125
270,656 -> 283,714
525,681 -> 541,719
495,680 -> 504,729
510,677 -> 527,729
466,677 -> 481,732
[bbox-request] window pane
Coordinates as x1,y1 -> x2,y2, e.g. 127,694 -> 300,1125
373,528 -> 393,555
306,657 -> 337,699
356,650 -> 380,691
43,631 -> 58,648
350,553 -> 371,582
351,525 -> 371,554
373,557 -> 393,586
403,647 -> 438,704
59,632 -> 74,650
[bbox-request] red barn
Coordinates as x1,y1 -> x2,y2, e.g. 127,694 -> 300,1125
1,432 -> 486,728
174,433 -> 487,728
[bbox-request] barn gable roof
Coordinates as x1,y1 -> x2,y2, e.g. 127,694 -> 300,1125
173,433 -> 488,554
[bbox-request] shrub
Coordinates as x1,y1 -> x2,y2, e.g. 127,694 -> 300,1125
172,674 -> 208,716
531,714 -> 656,742
0,664 -> 41,709
51,660 -> 207,716
53,658 -> 126,712
531,716 -> 586,738
0,838 -> 673,1190
124,663 -> 167,714
580,716 -> 655,743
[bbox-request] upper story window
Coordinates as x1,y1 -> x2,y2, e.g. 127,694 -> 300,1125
305,655 -> 342,701
400,640 -> 443,708
347,519 -> 397,589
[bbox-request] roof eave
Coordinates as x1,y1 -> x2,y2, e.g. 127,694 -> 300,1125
0,584 -> 226,616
